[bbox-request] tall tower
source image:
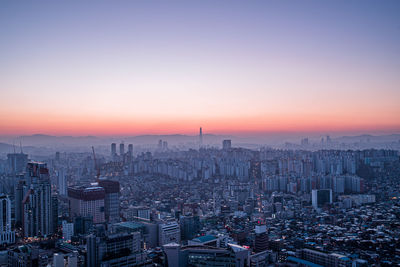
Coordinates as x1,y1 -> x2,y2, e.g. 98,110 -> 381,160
57,169 -> 67,196
0,195 -> 15,245
98,179 -> 120,223
23,162 -> 53,238
119,142 -> 125,156
111,143 -> 117,159
128,144 -> 133,157
222,139 -> 232,150
199,127 -> 203,147
7,152 -> 28,174
68,185 -> 105,224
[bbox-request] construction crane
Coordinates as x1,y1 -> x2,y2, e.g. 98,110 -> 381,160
92,146 -> 100,180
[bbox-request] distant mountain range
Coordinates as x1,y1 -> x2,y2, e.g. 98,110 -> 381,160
0,133 -> 234,148
0,133 -> 398,152
334,134 -> 400,143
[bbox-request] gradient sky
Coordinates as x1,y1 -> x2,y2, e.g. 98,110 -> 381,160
1,0 -> 399,136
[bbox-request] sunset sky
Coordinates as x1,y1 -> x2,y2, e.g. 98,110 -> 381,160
1,1 -> 399,136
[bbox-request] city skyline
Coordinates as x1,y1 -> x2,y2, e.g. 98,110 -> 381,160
1,2 -> 400,266
1,1 -> 400,136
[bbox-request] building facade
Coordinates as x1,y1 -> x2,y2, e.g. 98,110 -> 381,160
68,186 -> 105,224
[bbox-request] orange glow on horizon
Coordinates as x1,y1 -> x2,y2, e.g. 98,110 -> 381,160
1,110 -> 399,136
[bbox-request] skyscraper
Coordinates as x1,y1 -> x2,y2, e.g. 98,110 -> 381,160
111,143 -> 117,159
57,169 -> 67,196
158,140 -> 163,149
68,185 -> 105,224
52,195 -> 59,234
86,234 -> 99,267
199,127 -> 203,147
62,220 -> 74,241
14,179 -> 27,227
22,162 -> 53,238
222,140 -> 232,150
119,142 -> 125,156
159,220 -> 181,246
312,189 -> 332,209
254,225 -> 268,253
98,179 -> 120,223
128,144 -> 133,157
0,195 -> 15,245
7,152 -> 28,174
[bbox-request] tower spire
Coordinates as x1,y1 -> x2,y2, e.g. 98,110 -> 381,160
199,127 -> 203,147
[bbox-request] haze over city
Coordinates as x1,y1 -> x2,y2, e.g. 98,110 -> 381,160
1,2 -> 400,267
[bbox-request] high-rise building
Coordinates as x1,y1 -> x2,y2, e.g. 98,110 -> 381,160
7,152 -> 28,174
0,195 -> 15,245
8,244 -> 50,267
98,179 -> 120,223
67,253 -> 78,267
15,179 -> 27,227
162,141 -> 168,150
62,220 -> 74,241
86,232 -> 148,267
312,189 -> 332,209
68,185 -> 105,224
123,205 -> 151,221
180,215 -> 200,241
158,140 -> 163,149
111,143 -> 117,159
163,243 -> 249,267
222,140 -> 232,150
128,144 -> 133,157
52,195 -> 59,234
53,253 -> 65,267
199,127 -> 203,147
57,169 -> 67,196
159,220 -> 180,246
119,142 -> 125,156
298,248 -> 352,267
326,135 -> 331,143
254,225 -> 268,253
301,138 -> 309,146
55,151 -> 60,161
74,216 -> 93,236
22,162 -> 53,238
86,234 -> 99,267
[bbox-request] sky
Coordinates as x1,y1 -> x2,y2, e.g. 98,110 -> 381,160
0,0 -> 399,136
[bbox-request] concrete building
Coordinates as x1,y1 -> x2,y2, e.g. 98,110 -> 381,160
119,143 -> 125,156
312,189 -> 332,209
199,127 -> 203,147
223,140 -> 232,150
68,185 -> 105,224
57,169 -> 67,196
0,195 -> 15,245
159,220 -> 181,246
62,220 -> 74,241
254,225 -> 268,253
7,152 -> 28,174
22,162 -> 53,238
298,248 -> 352,267
163,243 -> 249,267
111,143 -> 117,159
98,179 -> 120,223
87,232 -> 150,267
53,253 -> 64,267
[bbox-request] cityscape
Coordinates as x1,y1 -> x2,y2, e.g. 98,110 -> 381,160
1,1 -> 400,267
0,133 -> 399,266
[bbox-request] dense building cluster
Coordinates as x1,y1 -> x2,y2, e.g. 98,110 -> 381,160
0,139 -> 399,266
